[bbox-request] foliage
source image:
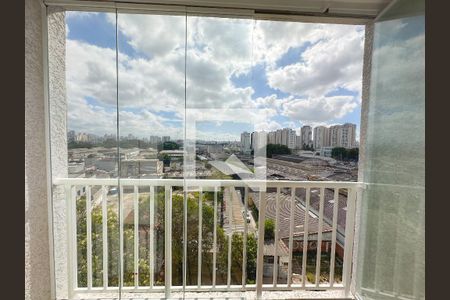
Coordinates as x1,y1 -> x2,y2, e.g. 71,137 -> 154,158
161,154 -> 171,166
331,147 -> 359,161
68,141 -> 94,149
68,138 -> 154,149
302,144 -> 314,151
161,141 -> 180,150
266,144 -> 292,158
75,188 -> 258,288
264,219 -> 275,241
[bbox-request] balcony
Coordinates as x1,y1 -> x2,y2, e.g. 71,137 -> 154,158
53,178 -> 363,299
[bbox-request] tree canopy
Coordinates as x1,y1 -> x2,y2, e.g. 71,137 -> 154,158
75,188 -> 257,288
266,144 -> 292,158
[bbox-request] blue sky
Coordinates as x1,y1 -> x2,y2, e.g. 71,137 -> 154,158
66,11 -> 363,141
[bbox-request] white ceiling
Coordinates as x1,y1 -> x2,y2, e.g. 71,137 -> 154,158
116,0 -> 393,18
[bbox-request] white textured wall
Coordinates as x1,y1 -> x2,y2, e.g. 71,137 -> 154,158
47,6 -> 68,299
25,0 -> 52,299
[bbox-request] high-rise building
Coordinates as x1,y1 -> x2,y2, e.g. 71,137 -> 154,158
313,126 -> 330,150
275,129 -> 282,145
329,123 -> 357,148
162,136 -> 170,143
341,123 -> 357,148
329,125 -> 342,148
240,131 -> 251,153
76,132 -> 89,142
268,131 -> 276,144
281,128 -> 288,146
251,131 -> 267,151
295,135 -> 302,149
282,128 -> 296,149
301,125 -> 313,148
149,135 -> 161,146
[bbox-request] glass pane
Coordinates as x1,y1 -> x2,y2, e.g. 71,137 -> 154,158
116,12 -> 186,298
63,10 -> 120,299
185,15 -> 256,286
355,0 -> 425,299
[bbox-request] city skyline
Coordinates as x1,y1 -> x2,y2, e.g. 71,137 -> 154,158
68,122 -> 358,147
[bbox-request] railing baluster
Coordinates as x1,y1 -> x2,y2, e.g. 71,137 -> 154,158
86,185 -> 92,290
102,185 -> 108,289
273,187 -> 280,286
302,188 -> 310,287
329,188 -> 339,287
315,187 -> 325,287
119,185 -> 124,291
242,187 -> 248,288
164,185 -> 172,299
183,186 -> 187,292
343,188 -> 357,297
227,187 -> 232,288
134,185 -> 139,288
212,186 -> 218,288
198,187 -> 203,287
72,186 -> 78,291
65,185 -> 75,297
256,191 -> 267,299
149,185 -> 155,289
287,188 -> 295,287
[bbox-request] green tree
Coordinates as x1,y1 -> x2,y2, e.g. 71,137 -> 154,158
264,219 -> 275,241
75,188 -> 257,288
162,141 -> 180,150
266,144 -> 292,158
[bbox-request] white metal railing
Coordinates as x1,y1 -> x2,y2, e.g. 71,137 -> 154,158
54,178 -> 363,299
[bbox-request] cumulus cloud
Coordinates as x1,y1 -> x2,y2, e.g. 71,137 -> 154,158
114,13 -> 185,58
281,95 -> 358,123
265,24 -> 364,97
66,13 -> 365,139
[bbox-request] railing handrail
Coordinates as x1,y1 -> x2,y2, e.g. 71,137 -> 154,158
54,177 -> 365,189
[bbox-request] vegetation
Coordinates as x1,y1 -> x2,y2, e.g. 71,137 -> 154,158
68,138 -> 183,150
266,144 -> 292,158
161,154 -> 171,166
302,144 -> 314,151
159,141 -> 180,151
264,219 -> 275,241
331,147 -> 359,161
75,189 -> 257,288
68,141 -> 94,149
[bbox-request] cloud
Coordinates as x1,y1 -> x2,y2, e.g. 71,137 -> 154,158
265,24 -> 364,97
66,14 -> 366,140
114,13 -> 185,58
281,95 -> 358,123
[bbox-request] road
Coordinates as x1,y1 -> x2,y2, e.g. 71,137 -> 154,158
223,187 -> 257,234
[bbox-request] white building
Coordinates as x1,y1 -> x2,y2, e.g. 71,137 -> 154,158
162,136 -> 171,143
149,135 -> 161,145
341,123 -> 357,148
295,135 -> 302,149
268,131 -> 276,144
313,126 -> 331,150
275,129 -> 282,145
240,131 -> 251,153
285,128 -> 297,149
251,131 -> 267,151
301,125 -> 313,148
329,123 -> 357,148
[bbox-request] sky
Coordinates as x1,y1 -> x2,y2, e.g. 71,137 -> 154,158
65,11 -> 365,141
